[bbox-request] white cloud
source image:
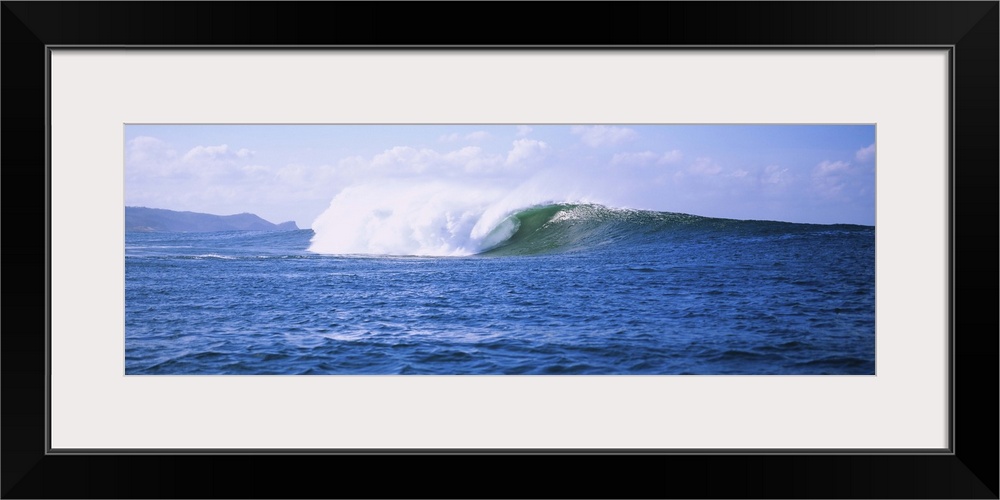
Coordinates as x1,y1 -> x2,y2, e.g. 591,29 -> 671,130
337,155 -> 366,170
127,136 -> 176,164
371,146 -> 440,173
446,146 -> 503,173
812,160 -> 853,198
516,125 -> 533,137
443,146 -> 482,162
816,160 -> 851,175
855,143 -> 875,162
657,150 -> 683,164
505,139 -> 548,165
182,144 -> 254,163
571,125 -> 637,147
274,165 -> 307,183
183,144 -> 228,162
761,165 -> 790,185
612,151 -> 658,165
356,145 -> 512,175
689,157 -> 722,175
128,138 -> 259,188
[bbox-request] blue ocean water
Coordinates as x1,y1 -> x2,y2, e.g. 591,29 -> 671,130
125,204 -> 875,375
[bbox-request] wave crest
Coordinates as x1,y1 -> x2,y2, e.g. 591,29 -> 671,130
307,182 -> 569,256
307,183 -> 863,257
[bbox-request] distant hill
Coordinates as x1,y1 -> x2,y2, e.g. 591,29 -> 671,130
126,206 -> 299,233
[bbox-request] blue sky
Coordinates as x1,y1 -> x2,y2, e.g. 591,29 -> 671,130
125,124 -> 875,228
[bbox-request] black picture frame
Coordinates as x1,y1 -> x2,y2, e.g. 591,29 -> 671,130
3,2 -> 996,498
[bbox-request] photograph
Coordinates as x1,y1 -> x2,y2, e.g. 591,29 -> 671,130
125,124 -> 876,375
5,0 -> 993,496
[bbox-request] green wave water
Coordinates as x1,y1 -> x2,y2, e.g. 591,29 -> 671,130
479,203 -> 866,256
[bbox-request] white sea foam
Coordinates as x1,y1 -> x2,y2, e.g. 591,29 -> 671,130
307,181 -> 583,256
195,254 -> 236,260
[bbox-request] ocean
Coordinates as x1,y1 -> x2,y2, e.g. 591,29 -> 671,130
125,203 -> 876,375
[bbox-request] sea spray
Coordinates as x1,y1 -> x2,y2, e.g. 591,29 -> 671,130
308,181 -> 584,256
307,182 -> 492,256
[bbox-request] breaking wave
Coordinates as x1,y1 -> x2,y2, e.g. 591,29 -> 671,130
307,184 -> 869,257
